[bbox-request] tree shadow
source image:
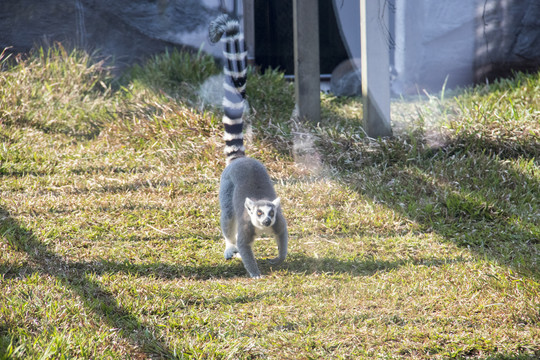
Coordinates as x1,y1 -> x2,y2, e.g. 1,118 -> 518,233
276,252 -> 470,277
0,207 -> 174,358
2,237 -> 463,283
471,353 -> 540,360
344,143 -> 539,279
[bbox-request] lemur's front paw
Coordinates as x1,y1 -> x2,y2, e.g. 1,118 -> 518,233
224,247 -> 239,260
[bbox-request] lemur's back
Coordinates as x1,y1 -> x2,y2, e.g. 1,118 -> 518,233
220,157 -> 277,211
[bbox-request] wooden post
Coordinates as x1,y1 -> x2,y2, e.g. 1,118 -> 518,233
293,0 -> 320,123
360,0 -> 392,137
242,0 -> 256,66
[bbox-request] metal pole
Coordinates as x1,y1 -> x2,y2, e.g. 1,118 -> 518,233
293,0 -> 320,123
242,0 -> 256,66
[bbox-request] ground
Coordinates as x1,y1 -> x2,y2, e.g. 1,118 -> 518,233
0,47 -> 538,359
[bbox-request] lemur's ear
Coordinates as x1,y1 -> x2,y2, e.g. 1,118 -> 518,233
244,197 -> 254,212
272,197 -> 281,208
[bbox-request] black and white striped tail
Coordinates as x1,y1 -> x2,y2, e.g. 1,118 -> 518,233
209,14 -> 248,164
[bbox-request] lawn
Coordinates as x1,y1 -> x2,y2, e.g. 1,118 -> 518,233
0,46 -> 539,359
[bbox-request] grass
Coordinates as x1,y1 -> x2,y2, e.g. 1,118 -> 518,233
0,45 -> 539,359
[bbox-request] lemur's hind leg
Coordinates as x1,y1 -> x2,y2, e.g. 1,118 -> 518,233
221,211 -> 239,260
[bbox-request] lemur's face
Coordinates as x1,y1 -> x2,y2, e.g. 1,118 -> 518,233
245,198 -> 280,229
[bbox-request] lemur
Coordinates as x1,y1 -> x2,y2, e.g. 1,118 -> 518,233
209,14 -> 288,278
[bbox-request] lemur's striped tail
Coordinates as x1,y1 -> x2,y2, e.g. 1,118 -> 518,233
209,14 -> 248,164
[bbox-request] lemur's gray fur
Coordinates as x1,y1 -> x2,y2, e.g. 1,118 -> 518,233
210,14 -> 288,278
219,157 -> 288,278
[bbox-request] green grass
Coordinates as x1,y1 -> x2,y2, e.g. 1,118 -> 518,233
1,45 -> 539,359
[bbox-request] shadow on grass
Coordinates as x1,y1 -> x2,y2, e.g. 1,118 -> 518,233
88,252 -> 469,280
475,355 -> 540,360
275,252 -> 469,277
0,208 -> 173,358
1,239 -> 465,283
345,144 -> 539,279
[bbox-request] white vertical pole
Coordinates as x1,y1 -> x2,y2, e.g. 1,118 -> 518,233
360,0 -> 392,137
293,0 -> 320,123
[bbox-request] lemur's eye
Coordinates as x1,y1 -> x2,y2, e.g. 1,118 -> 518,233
269,210 -> 274,217
257,210 -> 263,216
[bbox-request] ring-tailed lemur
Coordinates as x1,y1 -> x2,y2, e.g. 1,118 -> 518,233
209,14 -> 288,278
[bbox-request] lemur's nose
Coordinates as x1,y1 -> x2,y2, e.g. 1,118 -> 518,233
263,218 -> 271,226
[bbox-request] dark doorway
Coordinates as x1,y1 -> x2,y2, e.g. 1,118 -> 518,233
253,0 -> 349,75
